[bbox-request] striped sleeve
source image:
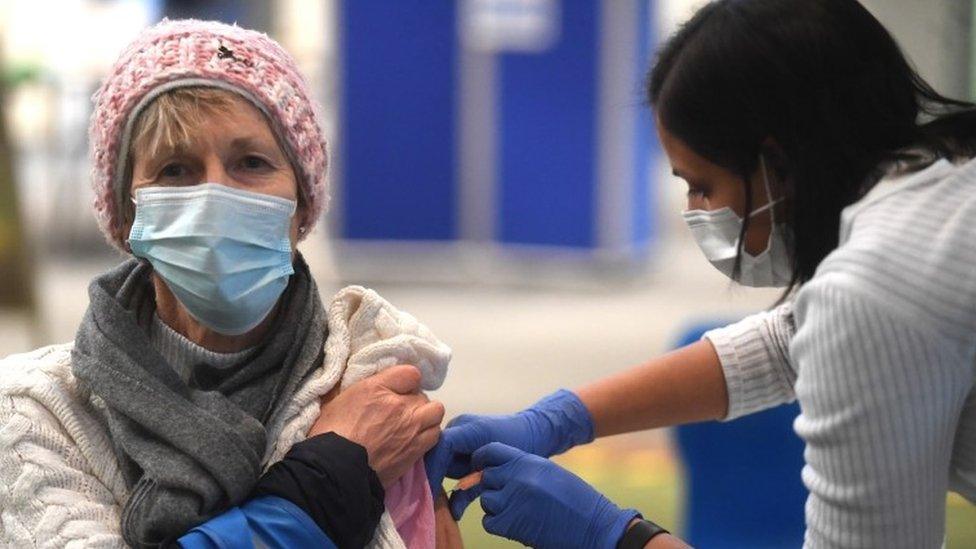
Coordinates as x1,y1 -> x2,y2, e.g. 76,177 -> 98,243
703,302 -> 797,421
792,275 -> 970,548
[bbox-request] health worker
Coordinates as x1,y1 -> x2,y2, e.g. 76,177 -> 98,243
426,1 -> 976,547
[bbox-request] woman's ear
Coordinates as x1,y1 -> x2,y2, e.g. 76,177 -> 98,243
300,203 -> 311,234
290,203 -> 310,249
760,137 -> 789,187
120,203 -> 135,254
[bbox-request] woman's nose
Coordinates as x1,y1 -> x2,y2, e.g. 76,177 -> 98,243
202,158 -> 234,188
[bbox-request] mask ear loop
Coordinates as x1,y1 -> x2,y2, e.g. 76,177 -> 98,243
124,195 -> 140,251
747,154 -> 782,220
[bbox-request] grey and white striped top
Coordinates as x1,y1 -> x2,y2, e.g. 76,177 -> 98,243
704,157 -> 976,548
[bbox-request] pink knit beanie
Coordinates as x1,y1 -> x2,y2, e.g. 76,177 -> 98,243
88,18 -> 328,250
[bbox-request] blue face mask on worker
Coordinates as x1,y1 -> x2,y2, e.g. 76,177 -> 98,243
682,155 -> 792,287
128,183 -> 296,335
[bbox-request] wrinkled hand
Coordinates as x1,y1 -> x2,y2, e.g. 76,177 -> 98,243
452,443 -> 638,549
425,389 -> 594,500
309,365 -> 445,488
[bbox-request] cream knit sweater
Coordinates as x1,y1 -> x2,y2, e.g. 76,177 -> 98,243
0,286 -> 451,548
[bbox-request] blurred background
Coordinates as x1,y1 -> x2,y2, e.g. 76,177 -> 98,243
0,0 -> 973,546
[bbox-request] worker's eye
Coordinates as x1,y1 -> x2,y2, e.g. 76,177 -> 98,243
686,185 -> 706,198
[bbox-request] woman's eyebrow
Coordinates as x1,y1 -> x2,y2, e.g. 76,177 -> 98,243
228,136 -> 289,163
229,136 -> 277,152
137,145 -> 182,176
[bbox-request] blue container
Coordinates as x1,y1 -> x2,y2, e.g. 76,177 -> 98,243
673,321 -> 807,548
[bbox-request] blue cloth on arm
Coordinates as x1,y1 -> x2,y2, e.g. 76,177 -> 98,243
178,496 -> 337,549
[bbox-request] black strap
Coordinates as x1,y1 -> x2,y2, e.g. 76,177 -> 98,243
252,432 -> 385,549
617,518 -> 669,549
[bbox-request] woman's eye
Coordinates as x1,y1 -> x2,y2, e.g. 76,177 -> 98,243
241,155 -> 271,170
686,186 -> 706,198
159,163 -> 188,179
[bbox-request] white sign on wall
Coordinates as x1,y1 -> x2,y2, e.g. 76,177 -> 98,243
461,0 -> 560,53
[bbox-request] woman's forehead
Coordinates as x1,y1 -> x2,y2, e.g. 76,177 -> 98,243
196,106 -> 279,148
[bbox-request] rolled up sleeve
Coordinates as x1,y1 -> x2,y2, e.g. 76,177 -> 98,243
703,302 -> 797,421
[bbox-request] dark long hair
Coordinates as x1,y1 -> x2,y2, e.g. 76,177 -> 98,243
648,0 -> 976,293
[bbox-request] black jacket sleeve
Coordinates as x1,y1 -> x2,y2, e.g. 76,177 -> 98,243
251,432 -> 385,549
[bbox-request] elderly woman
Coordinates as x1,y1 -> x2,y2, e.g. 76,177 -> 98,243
0,19 -> 461,549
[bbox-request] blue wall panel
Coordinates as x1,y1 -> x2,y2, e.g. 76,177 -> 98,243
633,0 -> 657,250
496,1 -> 599,248
339,2 -> 457,241
339,1 -> 658,260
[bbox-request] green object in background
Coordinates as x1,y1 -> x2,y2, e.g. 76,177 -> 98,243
0,60 -> 36,313
2,63 -> 42,89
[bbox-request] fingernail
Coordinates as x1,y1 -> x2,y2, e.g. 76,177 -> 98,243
454,471 -> 482,491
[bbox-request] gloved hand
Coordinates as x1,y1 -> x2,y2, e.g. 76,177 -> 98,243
455,442 -> 639,549
425,389 -> 595,503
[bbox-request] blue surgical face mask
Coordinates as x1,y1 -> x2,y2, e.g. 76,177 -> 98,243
128,183 -> 296,335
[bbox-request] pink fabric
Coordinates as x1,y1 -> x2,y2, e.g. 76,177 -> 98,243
88,19 -> 329,250
384,460 -> 436,549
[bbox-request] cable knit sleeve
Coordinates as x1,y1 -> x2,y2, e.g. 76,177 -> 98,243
0,344 -> 128,548
703,301 -> 797,421
0,392 -> 126,548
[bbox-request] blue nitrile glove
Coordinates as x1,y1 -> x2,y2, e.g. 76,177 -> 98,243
425,389 -> 595,505
456,442 -> 639,549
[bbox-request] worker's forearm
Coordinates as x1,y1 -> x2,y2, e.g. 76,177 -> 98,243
647,533 -> 692,548
621,519 -> 692,549
575,339 -> 728,438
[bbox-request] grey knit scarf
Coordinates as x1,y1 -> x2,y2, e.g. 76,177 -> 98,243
72,255 -> 327,548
